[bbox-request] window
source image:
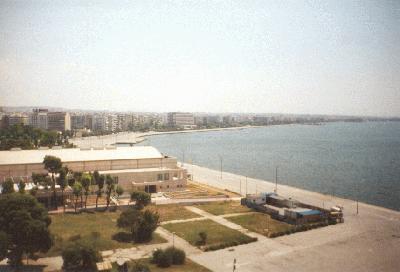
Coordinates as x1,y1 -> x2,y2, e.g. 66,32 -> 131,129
167,185 -> 169,188
164,173 -> 170,180
157,174 -> 163,181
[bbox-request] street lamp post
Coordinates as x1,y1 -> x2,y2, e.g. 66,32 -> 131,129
245,176 -> 248,195
218,155 -> 223,179
172,232 -> 175,248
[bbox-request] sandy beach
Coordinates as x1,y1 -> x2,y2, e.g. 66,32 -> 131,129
187,164 -> 400,272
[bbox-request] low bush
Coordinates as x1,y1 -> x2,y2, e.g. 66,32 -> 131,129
203,237 -> 257,251
62,240 -> 101,271
152,247 -> 186,267
171,247 -> 186,265
196,231 -> 208,246
130,262 -> 150,272
112,232 -> 133,243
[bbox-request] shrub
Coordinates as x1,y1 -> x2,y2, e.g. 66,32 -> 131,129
130,262 -> 150,272
151,248 -> 163,264
152,247 -> 186,267
196,231 -> 207,246
169,247 -> 186,265
62,241 -> 101,271
158,250 -> 173,268
117,208 -> 159,243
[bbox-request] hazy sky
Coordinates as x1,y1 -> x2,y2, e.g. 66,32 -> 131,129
0,0 -> 399,116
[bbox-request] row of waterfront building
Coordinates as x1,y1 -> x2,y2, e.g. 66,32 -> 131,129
0,109 -> 257,132
0,107 -> 346,133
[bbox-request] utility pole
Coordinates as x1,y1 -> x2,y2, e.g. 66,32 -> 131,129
218,155 -> 223,179
245,176 -> 248,195
239,178 -> 242,195
275,166 -> 278,193
233,258 -> 236,272
356,199 -> 359,215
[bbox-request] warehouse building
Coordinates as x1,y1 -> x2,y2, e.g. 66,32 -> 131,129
0,146 -> 187,193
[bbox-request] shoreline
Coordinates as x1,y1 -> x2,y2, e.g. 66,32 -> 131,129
70,125 -> 264,147
188,164 -> 400,272
188,164 -> 400,216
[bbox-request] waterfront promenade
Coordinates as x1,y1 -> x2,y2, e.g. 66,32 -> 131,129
70,126 -> 261,147
187,164 -> 400,272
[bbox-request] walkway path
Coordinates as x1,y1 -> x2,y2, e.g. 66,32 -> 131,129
185,206 -> 268,241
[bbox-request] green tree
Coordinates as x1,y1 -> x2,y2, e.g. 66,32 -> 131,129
130,261 -> 150,272
117,208 -> 159,243
43,155 -> 62,209
115,185 -> 124,200
130,191 -> 151,210
58,167 -> 68,212
32,172 -> 46,185
17,179 -> 26,194
81,173 -> 92,209
105,175 -> 115,209
95,174 -> 105,210
1,178 -> 15,194
62,240 -> 100,271
93,170 -> 100,186
72,182 -> 82,213
0,193 -> 53,267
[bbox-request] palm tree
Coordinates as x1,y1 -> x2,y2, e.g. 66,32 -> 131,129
105,175 -> 115,209
72,182 -> 82,213
95,174 -> 105,210
81,173 -> 91,209
43,155 -> 62,209
58,167 -> 68,212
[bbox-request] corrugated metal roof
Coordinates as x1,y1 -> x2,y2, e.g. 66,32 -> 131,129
0,146 -> 163,165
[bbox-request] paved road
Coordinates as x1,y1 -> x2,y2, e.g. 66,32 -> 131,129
187,165 -> 400,272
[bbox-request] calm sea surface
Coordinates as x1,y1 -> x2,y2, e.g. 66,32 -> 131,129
135,122 -> 400,211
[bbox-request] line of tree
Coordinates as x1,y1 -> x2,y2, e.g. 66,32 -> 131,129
0,123 -> 74,150
28,156 -> 123,212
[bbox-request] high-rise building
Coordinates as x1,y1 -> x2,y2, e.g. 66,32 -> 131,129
8,114 -> 29,127
106,114 -> 118,132
93,114 -> 106,131
71,114 -> 86,130
29,109 -> 48,130
167,112 -> 195,128
47,112 -> 71,131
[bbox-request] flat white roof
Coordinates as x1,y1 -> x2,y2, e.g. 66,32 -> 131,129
0,146 -> 164,165
99,167 -> 175,174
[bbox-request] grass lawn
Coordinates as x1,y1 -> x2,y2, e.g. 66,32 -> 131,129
227,212 -> 295,236
162,219 -> 255,250
195,201 -> 252,215
112,258 -> 211,272
146,204 -> 200,222
45,211 -> 167,257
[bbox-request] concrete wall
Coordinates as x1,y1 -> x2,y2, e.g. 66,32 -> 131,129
0,157 -> 181,182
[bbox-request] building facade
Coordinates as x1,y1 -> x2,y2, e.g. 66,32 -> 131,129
0,146 -> 187,193
47,112 -> 71,131
167,112 -> 195,128
29,109 -> 49,130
